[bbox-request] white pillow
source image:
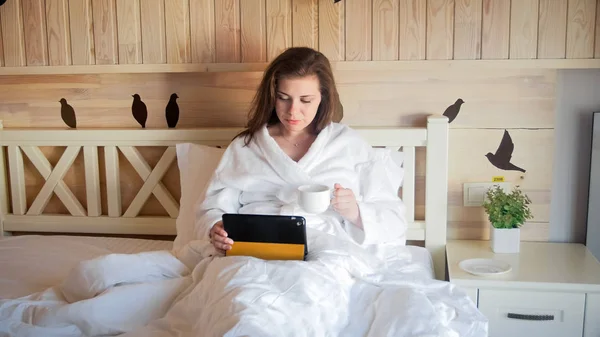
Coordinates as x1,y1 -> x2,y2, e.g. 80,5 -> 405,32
173,143 -> 225,251
372,148 -> 405,189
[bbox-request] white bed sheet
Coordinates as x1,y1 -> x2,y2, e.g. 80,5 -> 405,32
0,235 -> 434,300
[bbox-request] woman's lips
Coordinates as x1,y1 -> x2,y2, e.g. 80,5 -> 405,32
287,119 -> 301,125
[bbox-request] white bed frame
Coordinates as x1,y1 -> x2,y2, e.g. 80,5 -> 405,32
0,115 -> 449,279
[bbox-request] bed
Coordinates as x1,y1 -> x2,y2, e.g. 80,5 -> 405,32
0,115 -> 488,336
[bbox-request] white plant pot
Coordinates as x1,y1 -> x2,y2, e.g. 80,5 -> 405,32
490,225 -> 520,253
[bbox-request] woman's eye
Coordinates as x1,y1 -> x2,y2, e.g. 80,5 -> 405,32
277,96 -> 288,101
301,100 -> 312,104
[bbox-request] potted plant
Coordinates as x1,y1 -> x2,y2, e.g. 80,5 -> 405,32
482,185 -> 533,253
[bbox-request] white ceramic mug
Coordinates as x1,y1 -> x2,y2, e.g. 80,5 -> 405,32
297,184 -> 331,214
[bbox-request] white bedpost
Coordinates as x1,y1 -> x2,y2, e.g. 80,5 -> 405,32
425,115 -> 449,280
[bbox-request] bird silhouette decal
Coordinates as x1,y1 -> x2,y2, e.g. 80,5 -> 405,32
485,130 -> 526,173
442,98 -> 465,123
165,93 -> 179,128
59,98 -> 76,129
131,94 -> 148,128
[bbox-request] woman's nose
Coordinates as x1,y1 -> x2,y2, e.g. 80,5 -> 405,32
288,100 -> 300,115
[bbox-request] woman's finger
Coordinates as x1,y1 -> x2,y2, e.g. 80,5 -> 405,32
213,235 -> 233,245
216,242 -> 232,250
213,227 -> 228,237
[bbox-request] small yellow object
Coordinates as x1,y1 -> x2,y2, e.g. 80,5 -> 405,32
492,176 -> 505,182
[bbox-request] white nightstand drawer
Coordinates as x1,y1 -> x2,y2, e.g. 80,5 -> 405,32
478,289 -> 585,337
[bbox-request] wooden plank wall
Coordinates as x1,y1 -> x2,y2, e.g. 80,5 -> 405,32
0,68 -> 555,241
0,0 -> 567,241
0,0 -> 598,68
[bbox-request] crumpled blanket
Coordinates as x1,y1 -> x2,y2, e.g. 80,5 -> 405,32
0,229 -> 488,337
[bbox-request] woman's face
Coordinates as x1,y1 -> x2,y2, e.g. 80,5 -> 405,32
275,75 -> 322,134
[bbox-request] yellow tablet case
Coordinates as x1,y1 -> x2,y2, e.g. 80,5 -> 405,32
222,214 -> 307,261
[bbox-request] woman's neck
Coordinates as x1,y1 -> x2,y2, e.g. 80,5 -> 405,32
278,124 -> 310,140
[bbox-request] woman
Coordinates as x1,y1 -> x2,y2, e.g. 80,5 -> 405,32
197,47 -> 406,255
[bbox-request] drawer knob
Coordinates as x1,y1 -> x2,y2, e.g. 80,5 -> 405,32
507,313 -> 555,321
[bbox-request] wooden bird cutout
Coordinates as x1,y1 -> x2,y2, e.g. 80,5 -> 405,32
59,98 -> 76,128
442,98 -> 465,123
131,94 -> 148,128
485,130 -> 526,173
165,93 -> 179,128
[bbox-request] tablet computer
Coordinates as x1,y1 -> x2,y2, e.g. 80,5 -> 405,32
222,213 -> 307,261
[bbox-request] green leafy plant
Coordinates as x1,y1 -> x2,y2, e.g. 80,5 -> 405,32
482,185 -> 533,229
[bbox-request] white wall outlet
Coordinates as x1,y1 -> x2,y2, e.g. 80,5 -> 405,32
463,182 -> 512,207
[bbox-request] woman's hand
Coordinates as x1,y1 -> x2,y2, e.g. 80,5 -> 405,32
209,220 -> 233,254
332,183 -> 362,228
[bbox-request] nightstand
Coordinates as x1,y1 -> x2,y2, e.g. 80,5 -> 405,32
446,240 -> 600,337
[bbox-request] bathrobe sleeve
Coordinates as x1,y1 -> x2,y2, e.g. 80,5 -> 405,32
345,147 -> 408,246
194,140 -> 244,239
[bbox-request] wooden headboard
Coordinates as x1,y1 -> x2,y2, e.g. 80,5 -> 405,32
0,115 -> 449,279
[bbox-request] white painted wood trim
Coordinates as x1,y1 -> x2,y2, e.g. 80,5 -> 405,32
7,146 -> 26,215
121,146 -> 179,218
105,146 -> 121,217
3,214 -> 176,235
27,146 -> 82,216
402,146 -> 416,223
84,146 -> 101,217
3,214 -> 427,240
425,115 -> 449,280
0,127 -> 427,147
20,146 -> 86,217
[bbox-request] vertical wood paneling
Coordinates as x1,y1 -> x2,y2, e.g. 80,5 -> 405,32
566,0 -> 597,58
215,0 -> 241,62
116,0 -> 142,64
0,16 -> 3,66
454,0 -> 482,59
373,0 -> 399,60
92,0 -> 118,64
240,0 -> 267,62
69,0 -> 95,65
22,0 -> 48,66
165,0 -> 191,63
509,0 -> 539,59
190,0 -> 216,63
0,0 -> 26,66
427,0 -> 455,60
141,0 -> 167,64
266,0 -> 292,61
345,0 -> 372,60
46,0 -> 72,65
481,0 -> 510,59
399,0 -> 426,60
538,0 -> 567,59
318,0 -> 344,61
292,0 -> 318,49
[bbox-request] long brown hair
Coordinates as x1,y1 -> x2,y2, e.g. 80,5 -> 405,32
235,47 -> 341,146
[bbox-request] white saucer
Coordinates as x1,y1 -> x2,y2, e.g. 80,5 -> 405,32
458,258 -> 512,276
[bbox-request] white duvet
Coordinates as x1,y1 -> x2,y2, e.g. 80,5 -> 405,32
0,123 -> 488,336
0,230 -> 487,337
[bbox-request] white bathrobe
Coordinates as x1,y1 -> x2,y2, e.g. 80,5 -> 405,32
194,122 -> 408,252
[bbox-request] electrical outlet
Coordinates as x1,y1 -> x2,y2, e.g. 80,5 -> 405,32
463,182 -> 512,207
